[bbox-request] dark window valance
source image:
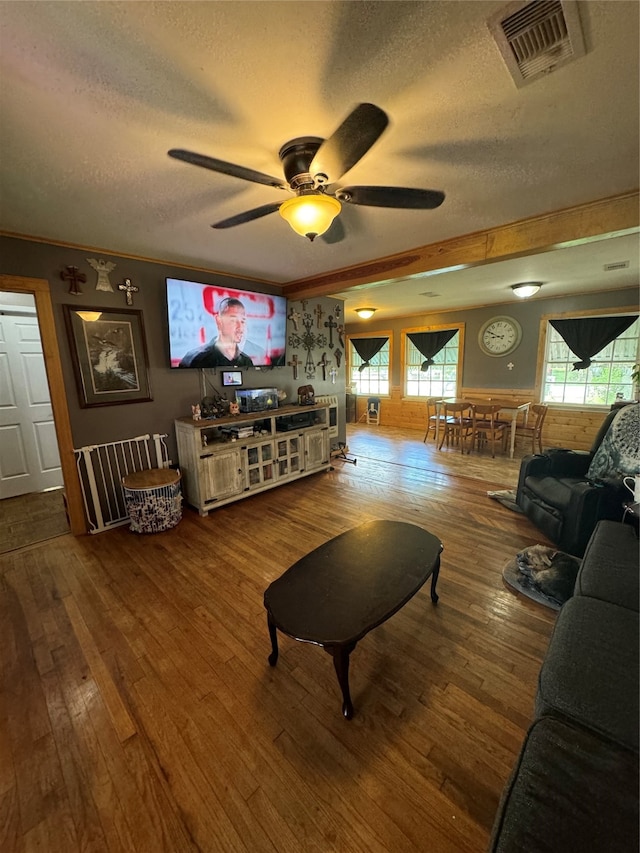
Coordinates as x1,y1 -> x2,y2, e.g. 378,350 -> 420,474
408,329 -> 458,372
351,337 -> 388,371
549,316 -> 638,370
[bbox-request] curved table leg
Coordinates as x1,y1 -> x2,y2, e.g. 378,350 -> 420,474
267,612 -> 279,666
430,555 -> 440,604
324,642 -> 357,720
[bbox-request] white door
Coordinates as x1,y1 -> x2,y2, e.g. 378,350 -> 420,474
0,310 -> 64,498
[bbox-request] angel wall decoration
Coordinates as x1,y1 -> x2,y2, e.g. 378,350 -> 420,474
87,258 -> 116,292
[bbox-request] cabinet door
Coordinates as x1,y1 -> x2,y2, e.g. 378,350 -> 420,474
200,449 -> 243,502
275,434 -> 303,477
304,429 -> 330,470
244,440 -> 277,490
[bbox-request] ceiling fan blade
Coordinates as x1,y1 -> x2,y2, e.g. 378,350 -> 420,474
308,103 -> 389,183
336,185 -> 445,209
168,149 -> 287,190
211,202 -> 283,229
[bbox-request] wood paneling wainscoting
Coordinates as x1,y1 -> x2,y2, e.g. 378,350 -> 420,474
541,406 -> 613,452
354,388 -> 609,452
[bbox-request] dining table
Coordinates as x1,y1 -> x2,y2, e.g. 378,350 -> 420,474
434,397 -> 531,459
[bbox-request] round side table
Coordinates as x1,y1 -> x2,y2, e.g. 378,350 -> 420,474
122,468 -> 182,533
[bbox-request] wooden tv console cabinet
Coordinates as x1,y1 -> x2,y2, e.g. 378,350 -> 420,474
175,403 -> 331,516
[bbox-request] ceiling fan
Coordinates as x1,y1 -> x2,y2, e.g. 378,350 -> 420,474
168,103 -> 445,241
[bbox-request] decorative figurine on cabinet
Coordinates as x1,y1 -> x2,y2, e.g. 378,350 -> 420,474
191,403 -> 202,421
297,384 -> 315,405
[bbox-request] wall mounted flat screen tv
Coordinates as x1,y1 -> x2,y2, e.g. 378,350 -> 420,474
167,278 -> 287,368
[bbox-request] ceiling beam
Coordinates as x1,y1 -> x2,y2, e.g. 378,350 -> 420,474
281,190 -> 639,300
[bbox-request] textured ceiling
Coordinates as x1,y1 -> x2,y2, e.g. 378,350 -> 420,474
0,0 -> 638,321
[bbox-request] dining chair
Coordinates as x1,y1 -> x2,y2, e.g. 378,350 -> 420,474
366,397 -> 381,426
423,397 -> 449,442
514,403 -> 548,455
438,402 -> 473,453
467,403 -> 507,458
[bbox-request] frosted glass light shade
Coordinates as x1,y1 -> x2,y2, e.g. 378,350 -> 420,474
511,282 -> 541,298
355,308 -> 377,319
279,194 -> 341,240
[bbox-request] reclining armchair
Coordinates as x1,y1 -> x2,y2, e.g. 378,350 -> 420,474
516,403 -> 639,557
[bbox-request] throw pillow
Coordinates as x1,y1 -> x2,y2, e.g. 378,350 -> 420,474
587,403 -> 640,482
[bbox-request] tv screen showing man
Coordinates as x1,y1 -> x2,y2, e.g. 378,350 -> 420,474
180,297 -> 265,368
167,279 -> 286,368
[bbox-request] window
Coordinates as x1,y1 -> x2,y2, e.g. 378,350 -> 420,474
349,338 -> 390,395
543,315 -> 639,406
405,330 -> 460,398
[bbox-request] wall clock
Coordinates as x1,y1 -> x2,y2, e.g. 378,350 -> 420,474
478,316 -> 522,357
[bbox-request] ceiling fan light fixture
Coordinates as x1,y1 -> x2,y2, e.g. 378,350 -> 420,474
279,193 -> 341,241
355,307 -> 377,319
511,282 -> 542,298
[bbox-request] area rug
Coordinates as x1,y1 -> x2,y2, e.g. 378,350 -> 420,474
487,489 -> 524,513
502,545 -> 582,610
0,488 -> 69,554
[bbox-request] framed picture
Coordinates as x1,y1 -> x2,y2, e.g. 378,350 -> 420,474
63,305 -> 152,407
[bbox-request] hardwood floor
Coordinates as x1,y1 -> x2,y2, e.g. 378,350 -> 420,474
1,425 -> 556,853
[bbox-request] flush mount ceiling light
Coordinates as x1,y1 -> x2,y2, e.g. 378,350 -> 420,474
511,282 -> 542,298
279,193 -> 342,241
355,308 -> 377,319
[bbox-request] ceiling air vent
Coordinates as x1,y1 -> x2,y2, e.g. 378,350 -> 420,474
603,261 -> 630,272
488,0 -> 586,88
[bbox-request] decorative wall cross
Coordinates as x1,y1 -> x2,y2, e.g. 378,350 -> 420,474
314,304 -> 325,329
288,313 -> 327,379
60,265 -> 86,295
317,352 -> 328,381
288,354 -> 300,379
324,315 -> 338,349
334,348 -> 342,368
337,324 -> 345,349
118,277 -> 139,306
287,306 -> 301,331
334,304 -> 342,319
329,366 -> 338,384
507,362 -> 515,371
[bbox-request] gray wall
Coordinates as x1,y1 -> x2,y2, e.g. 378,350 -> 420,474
346,287 -> 639,390
1,236 -> 346,459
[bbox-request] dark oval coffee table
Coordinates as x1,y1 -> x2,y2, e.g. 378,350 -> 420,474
263,519 -> 443,719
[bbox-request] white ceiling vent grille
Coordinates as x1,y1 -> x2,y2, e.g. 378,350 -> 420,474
488,0 -> 586,88
603,261 -> 630,272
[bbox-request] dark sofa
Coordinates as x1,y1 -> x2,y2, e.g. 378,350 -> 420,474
488,520 -> 639,853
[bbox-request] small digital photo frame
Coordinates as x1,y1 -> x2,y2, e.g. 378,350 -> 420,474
222,370 -> 243,387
